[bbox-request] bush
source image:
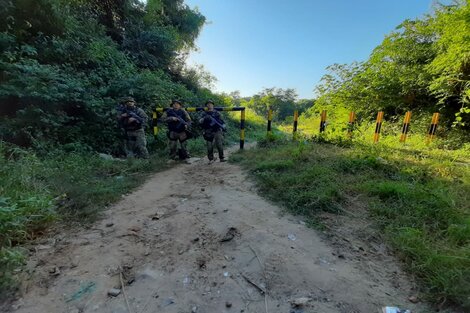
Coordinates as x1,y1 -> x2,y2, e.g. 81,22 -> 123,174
233,141 -> 470,309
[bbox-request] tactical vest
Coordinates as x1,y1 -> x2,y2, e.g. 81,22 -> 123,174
202,111 -> 224,131
167,109 -> 188,132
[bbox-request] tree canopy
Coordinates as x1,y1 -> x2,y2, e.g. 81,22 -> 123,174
313,0 -> 470,128
242,88 -> 314,121
0,0 -> 214,152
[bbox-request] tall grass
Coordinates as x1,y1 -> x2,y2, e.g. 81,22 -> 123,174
231,139 -> 470,309
0,143 -> 171,289
0,108 -> 268,291
277,109 -> 469,151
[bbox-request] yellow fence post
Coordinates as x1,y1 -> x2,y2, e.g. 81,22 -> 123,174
373,111 -> 384,143
293,110 -> 299,140
427,112 -> 440,143
347,111 -> 356,138
154,108 -> 164,137
399,111 -> 412,143
319,110 -> 327,133
152,111 -> 158,136
267,108 -> 273,137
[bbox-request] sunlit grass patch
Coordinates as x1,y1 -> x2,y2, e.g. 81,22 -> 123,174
232,140 -> 470,309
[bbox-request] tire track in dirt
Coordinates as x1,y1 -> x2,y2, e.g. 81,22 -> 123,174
4,149 -> 429,313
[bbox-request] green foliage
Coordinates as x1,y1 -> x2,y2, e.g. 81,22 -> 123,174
0,141 -> 170,291
427,1 -> 470,127
0,247 -> 24,289
0,146 -> 57,248
233,141 -> 470,309
241,88 -> 314,121
313,1 -> 470,130
0,0 -> 210,153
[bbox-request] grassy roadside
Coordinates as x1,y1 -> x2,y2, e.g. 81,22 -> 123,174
230,139 -> 470,310
0,144 -> 169,289
0,108 -> 267,291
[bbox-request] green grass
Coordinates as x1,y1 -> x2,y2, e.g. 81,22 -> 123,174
0,143 -> 171,289
231,139 -> 470,310
278,109 -> 469,152
0,108 -> 268,291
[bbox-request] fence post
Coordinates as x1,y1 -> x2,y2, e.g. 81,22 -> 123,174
320,110 -> 327,133
153,108 -> 164,137
373,111 -> 384,143
152,111 -> 158,136
399,111 -> 412,143
427,112 -> 440,143
293,110 -> 298,140
348,111 -> 356,138
240,108 -> 245,149
267,108 -> 273,137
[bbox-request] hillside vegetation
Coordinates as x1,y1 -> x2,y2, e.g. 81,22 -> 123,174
0,0 -> 267,291
309,1 -> 470,133
232,139 -> 470,310
1,1 -> 469,310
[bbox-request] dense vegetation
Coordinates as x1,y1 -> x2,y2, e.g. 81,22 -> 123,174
229,2 -> 470,310
310,0 -> 470,132
0,0 -> 266,291
231,139 -> 470,310
1,0 -> 469,310
236,88 -> 314,121
0,0 -> 223,153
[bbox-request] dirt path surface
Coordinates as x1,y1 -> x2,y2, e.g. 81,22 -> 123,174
6,149 -> 429,313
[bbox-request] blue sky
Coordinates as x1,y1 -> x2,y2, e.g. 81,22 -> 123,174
185,0 -> 435,99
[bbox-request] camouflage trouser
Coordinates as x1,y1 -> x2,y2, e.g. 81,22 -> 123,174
204,130 -> 224,161
168,131 -> 188,160
125,129 -> 149,159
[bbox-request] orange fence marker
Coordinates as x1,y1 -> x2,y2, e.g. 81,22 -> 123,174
293,110 -> 298,140
152,111 -> 158,136
427,112 -> 439,143
399,111 -> 412,142
347,111 -> 356,137
267,109 -> 273,136
319,110 -> 327,133
373,111 -> 384,143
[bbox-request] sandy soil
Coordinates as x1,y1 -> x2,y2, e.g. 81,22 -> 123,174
3,147 -> 430,313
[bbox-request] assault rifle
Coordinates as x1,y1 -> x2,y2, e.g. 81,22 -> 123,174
117,104 -> 144,126
203,112 -> 227,132
166,110 -> 191,129
166,110 -> 195,138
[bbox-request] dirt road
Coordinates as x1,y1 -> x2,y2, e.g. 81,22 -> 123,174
6,149 -> 428,313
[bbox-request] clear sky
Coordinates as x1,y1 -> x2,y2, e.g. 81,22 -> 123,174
185,0 -> 435,99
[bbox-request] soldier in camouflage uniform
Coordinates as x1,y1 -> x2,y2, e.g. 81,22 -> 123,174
161,100 -> 192,160
117,97 -> 149,159
199,100 -> 226,162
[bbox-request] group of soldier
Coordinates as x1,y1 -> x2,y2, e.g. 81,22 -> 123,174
117,97 -> 226,163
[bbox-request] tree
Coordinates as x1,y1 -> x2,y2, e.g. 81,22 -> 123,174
0,0 -> 214,152
313,1 -> 470,128
246,88 -> 304,121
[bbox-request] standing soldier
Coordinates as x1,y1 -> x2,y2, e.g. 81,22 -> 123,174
199,100 -> 226,163
117,96 -> 149,159
162,100 -> 192,160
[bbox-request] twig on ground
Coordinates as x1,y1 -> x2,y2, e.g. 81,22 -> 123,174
248,245 -> 268,313
241,273 -> 266,294
139,289 -> 159,313
120,271 -> 133,313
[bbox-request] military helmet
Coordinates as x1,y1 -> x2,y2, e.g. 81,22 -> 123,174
205,99 -> 215,106
122,96 -> 136,103
171,99 -> 182,106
